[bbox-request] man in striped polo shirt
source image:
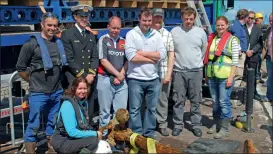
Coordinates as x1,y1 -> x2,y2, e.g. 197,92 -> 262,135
152,8 -> 175,136
97,16 -> 128,136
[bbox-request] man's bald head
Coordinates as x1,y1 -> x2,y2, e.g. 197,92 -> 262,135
108,16 -> 121,26
107,16 -> 121,39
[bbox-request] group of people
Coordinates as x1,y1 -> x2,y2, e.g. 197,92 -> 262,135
231,9 -> 272,102
16,3 -> 272,153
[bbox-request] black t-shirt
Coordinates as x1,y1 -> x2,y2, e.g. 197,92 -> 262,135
16,37 -> 62,93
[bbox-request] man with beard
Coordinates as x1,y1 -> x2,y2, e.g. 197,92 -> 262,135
16,12 -> 67,153
61,5 -> 99,122
125,7 -> 166,139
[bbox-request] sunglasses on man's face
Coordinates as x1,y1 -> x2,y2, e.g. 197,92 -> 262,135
248,17 -> 255,20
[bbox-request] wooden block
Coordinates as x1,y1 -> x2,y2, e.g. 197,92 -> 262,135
166,2 -> 180,8
92,0 -> 106,7
79,0 -> 92,6
153,1 -> 167,8
119,0 -> 137,8
106,0 -> 119,7
8,0 -> 43,6
180,2 -> 187,9
0,0 -> 8,5
137,1 -> 153,8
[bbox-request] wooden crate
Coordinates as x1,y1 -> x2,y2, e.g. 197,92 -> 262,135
106,0 -> 119,7
80,0 -> 119,7
153,1 -> 167,8
0,0 -> 8,5
119,0 -> 137,8
79,0 -> 92,6
137,1 -> 153,8
8,0 -> 43,6
166,0 -> 184,8
119,0 -> 186,9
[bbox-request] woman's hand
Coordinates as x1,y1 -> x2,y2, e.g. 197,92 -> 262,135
97,131 -> 102,140
205,76 -> 208,85
226,76 -> 233,88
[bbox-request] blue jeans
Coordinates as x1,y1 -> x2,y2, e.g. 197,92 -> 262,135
97,75 -> 128,135
208,79 -> 233,119
24,89 -> 63,142
266,56 -> 272,100
128,78 -> 160,137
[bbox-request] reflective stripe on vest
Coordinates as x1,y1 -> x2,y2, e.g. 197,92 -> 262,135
207,36 -> 235,78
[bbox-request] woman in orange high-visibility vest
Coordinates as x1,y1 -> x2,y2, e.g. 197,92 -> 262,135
204,16 -> 240,139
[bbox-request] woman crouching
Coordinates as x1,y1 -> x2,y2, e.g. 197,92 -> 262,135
52,77 -> 112,153
204,16 -> 240,139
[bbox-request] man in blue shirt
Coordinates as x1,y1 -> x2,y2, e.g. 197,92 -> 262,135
231,9 -> 249,52
231,9 -> 249,82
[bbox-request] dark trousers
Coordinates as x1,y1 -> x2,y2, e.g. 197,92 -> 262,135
243,57 -> 258,94
52,130 -> 98,153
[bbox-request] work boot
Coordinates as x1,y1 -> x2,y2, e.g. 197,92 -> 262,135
25,142 -> 36,153
158,128 -> 169,136
214,119 -> 230,139
46,136 -> 56,154
207,119 -> 219,134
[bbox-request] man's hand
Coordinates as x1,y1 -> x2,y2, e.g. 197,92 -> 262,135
205,76 -> 208,84
97,131 -> 102,140
86,74 -> 95,84
116,73 -> 125,82
19,72 -> 29,82
136,50 -> 144,56
113,78 -> 121,85
163,75 -> 171,84
246,50 -> 253,57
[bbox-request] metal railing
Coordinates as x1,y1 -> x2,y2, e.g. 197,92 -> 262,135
5,71 -> 26,147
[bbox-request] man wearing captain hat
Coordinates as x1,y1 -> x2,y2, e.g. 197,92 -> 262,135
61,4 -> 99,123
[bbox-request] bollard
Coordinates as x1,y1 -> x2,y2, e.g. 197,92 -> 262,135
242,68 -> 255,133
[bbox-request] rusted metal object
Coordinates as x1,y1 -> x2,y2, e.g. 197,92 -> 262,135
100,109 -> 181,153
